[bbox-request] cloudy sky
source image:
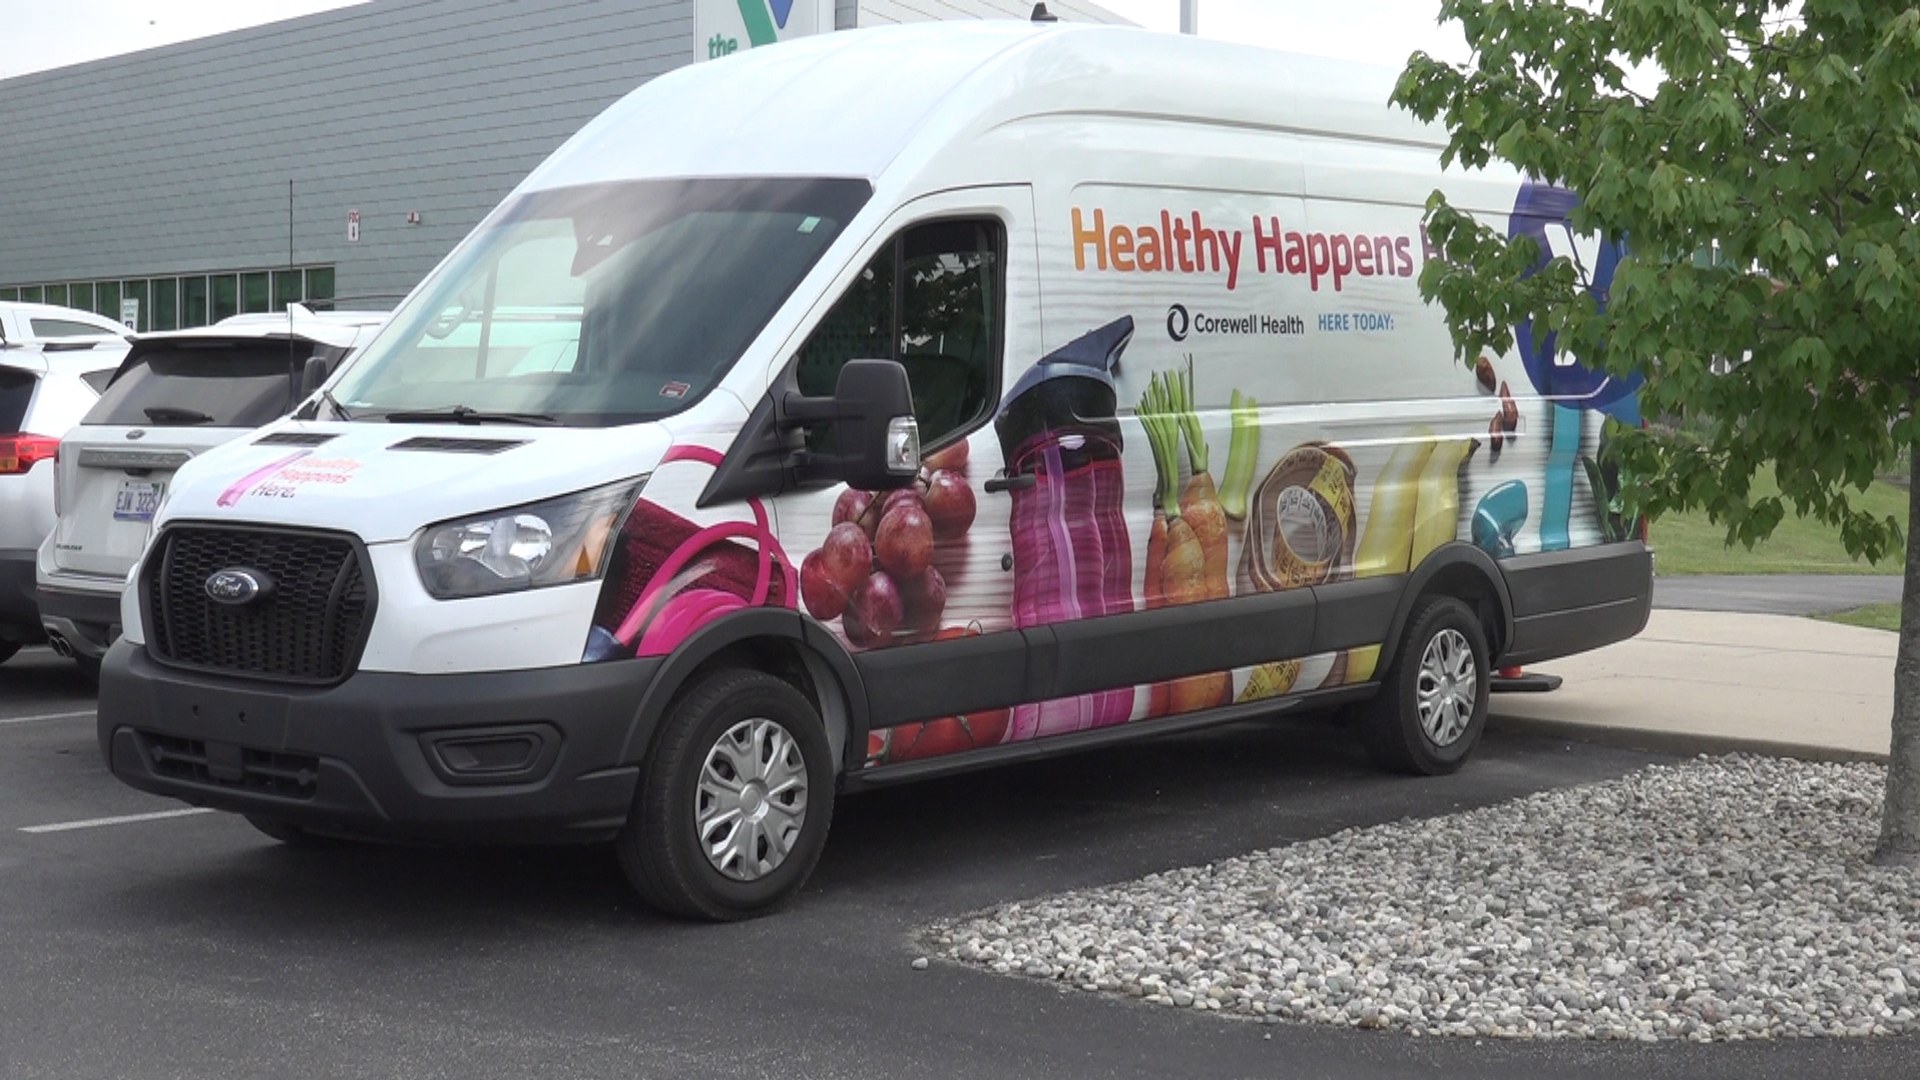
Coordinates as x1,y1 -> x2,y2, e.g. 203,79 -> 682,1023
0,0 -> 1472,80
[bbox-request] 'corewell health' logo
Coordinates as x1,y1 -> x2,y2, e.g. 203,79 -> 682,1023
700,0 -> 822,59
1167,303 -> 1306,342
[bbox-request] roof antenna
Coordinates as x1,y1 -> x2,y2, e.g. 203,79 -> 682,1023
1030,3 -> 1058,23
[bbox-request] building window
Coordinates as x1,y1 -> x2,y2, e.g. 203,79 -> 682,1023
306,267 -> 335,307
123,280 -> 148,331
2,266 -> 337,324
241,271 -> 270,314
151,279 -> 178,331
95,281 -> 121,323
211,275 -> 239,321
272,270 -> 304,312
181,277 -> 208,327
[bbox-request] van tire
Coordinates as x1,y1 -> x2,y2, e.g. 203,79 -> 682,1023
0,641 -> 17,665
616,669 -> 835,921
73,656 -> 101,684
1359,596 -> 1488,776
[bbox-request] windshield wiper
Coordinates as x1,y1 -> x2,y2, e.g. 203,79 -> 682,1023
144,405 -> 216,425
382,405 -> 560,427
321,388 -> 355,421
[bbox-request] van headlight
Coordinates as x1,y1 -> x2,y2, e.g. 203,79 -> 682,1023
414,477 -> 645,600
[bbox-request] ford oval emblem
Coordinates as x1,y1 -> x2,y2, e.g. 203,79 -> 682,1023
126,429 -> 146,441
205,568 -> 270,606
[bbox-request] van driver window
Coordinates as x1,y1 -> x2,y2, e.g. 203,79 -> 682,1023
795,218 -> 1003,448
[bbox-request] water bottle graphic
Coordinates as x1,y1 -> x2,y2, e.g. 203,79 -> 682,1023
994,317 -> 1137,738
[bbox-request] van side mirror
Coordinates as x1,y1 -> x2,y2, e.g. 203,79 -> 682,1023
696,359 -> 921,508
783,359 -> 921,490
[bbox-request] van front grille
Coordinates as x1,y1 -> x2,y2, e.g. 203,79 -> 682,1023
145,526 -> 372,684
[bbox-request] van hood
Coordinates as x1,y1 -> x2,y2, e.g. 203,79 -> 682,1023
157,421 -> 672,543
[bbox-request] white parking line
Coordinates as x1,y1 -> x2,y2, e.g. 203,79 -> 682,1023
20,808 -> 215,834
0,709 -> 97,726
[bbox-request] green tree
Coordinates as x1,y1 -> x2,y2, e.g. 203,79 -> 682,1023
1394,1 -> 1920,866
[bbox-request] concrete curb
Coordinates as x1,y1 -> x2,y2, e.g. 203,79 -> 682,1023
1489,714 -> 1890,766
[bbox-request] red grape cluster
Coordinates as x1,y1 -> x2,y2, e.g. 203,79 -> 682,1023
799,441 -> 977,648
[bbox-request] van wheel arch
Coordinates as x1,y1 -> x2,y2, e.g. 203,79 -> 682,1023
1372,543 -> 1512,678
624,609 -> 869,778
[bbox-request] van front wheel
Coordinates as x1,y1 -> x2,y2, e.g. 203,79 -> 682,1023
1359,596 -> 1489,775
617,669 -> 835,921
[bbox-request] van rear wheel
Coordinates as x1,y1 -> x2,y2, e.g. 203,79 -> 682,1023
1359,596 -> 1489,775
616,669 -> 835,921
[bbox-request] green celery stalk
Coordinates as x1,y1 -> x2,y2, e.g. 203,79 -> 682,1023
1139,372 -> 1181,516
1219,390 -> 1260,521
1175,359 -> 1209,476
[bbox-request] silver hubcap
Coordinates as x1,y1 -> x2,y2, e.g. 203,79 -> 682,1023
696,718 -> 809,882
1416,628 -> 1477,748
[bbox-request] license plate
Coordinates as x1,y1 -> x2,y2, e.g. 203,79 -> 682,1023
113,479 -> 164,522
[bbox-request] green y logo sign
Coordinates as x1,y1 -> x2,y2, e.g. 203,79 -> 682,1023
700,0 -> 821,60
737,0 -> 792,47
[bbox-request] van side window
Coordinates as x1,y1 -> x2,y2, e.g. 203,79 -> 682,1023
795,218 -> 1002,447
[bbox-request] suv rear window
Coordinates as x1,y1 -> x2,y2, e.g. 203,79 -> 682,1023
1,368 -> 34,432
85,342 -> 337,428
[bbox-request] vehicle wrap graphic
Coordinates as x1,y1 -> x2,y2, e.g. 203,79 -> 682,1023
584,444 -> 794,662
597,180 -> 1640,766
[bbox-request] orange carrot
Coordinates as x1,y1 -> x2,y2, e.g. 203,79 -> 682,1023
1159,516 -> 1208,606
1142,371 -> 1223,716
1171,361 -> 1230,601
1169,672 -> 1230,714
1180,472 -> 1229,601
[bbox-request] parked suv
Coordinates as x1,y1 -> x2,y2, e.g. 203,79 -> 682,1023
1,302 -> 132,665
35,309 -> 385,673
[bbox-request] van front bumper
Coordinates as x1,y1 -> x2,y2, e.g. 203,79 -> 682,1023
97,642 -> 662,844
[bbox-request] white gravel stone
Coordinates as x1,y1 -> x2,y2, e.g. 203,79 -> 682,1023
926,756 -> 1920,1040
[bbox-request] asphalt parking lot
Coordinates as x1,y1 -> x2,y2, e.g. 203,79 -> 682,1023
2,645 -> 1912,1080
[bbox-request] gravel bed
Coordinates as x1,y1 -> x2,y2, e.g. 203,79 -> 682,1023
927,756 -> 1920,1040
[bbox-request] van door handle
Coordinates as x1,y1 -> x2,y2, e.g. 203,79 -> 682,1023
984,472 -> 1036,494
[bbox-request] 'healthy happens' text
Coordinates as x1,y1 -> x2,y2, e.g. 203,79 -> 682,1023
1070,208 -> 1418,293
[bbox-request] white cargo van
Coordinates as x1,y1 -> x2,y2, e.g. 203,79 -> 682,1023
98,23 -> 1652,920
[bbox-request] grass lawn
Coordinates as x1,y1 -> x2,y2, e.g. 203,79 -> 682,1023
1815,603 -> 1902,632
1650,472 -> 1908,575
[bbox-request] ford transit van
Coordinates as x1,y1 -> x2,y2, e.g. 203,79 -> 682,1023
98,23 -> 1653,920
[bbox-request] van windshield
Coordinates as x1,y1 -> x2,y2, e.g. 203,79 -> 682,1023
331,177 -> 870,427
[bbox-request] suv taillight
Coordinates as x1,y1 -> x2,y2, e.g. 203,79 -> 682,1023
0,435 -> 59,475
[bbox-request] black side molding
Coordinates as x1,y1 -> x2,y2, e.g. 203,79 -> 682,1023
854,582 -> 1407,729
